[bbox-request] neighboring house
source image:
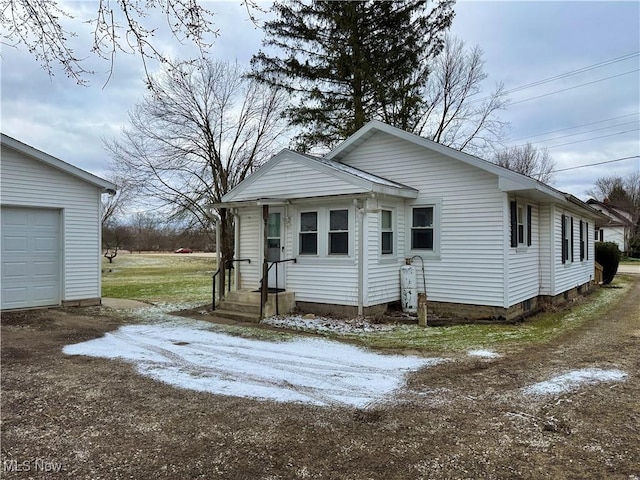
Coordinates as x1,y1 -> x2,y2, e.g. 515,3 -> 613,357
586,199 -> 634,253
1,134 -> 116,310
217,121 -> 605,321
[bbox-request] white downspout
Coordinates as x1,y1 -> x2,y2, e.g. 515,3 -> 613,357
233,208 -> 240,290
215,216 -> 222,302
357,199 -> 364,317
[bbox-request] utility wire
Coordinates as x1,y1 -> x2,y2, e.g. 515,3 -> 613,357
509,112 -> 640,142
543,128 -> 640,149
469,51 -> 640,104
552,156 -> 639,173
508,69 -> 639,106
511,120 -> 640,147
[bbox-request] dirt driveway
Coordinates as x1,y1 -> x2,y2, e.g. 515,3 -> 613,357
2,278 -> 639,479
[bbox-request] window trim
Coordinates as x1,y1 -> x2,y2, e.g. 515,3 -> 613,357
299,210 -> 318,256
295,205 -> 355,261
510,199 -> 532,249
407,201 -> 441,259
328,208 -> 349,256
380,208 -> 394,256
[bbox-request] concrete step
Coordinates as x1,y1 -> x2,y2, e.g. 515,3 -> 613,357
217,300 -> 261,315
212,309 -> 260,323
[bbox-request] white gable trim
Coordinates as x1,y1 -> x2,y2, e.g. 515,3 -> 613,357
221,149 -> 418,203
1,134 -> 116,193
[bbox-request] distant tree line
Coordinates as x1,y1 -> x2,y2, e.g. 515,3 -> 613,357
103,213 -> 215,256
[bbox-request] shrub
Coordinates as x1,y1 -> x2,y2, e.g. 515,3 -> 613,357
595,242 -> 621,284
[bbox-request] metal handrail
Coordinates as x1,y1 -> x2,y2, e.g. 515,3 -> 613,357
211,268 -> 222,311
225,258 -> 251,293
259,258 -> 297,318
211,258 -> 252,311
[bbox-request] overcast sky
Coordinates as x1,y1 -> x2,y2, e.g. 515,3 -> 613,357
1,1 -> 639,200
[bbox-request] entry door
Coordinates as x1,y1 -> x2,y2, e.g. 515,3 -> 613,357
267,209 -> 286,289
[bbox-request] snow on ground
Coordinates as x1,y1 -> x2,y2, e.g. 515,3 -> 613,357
64,319 -> 444,408
467,349 -> 501,358
262,315 -> 401,334
522,368 -> 628,396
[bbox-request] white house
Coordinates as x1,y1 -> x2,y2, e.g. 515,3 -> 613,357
216,121 -> 604,321
587,199 -> 634,254
1,134 -> 116,310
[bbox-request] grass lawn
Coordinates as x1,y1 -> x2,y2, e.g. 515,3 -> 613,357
102,253 -> 216,303
101,253 -> 633,355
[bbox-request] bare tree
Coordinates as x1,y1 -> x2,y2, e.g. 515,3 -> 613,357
414,35 -> 509,156
493,142 -> 556,184
0,0 -> 262,84
588,171 -> 640,254
105,58 -> 289,266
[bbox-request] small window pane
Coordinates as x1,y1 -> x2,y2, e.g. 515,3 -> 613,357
329,232 -> 348,254
301,212 -> 317,232
300,233 -> 317,255
412,229 -> 433,250
268,213 -> 280,238
382,231 -> 393,254
413,207 -> 433,228
330,210 -> 348,230
381,210 -> 392,229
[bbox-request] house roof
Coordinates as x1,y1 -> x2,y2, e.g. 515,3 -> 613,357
586,199 -> 634,227
1,133 -> 116,194
219,149 -> 418,205
325,120 -> 605,217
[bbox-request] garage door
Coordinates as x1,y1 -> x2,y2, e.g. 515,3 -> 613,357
1,207 -> 61,310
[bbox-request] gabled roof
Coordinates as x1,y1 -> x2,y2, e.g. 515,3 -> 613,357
220,148 -> 418,204
586,199 -> 634,227
1,133 -> 116,193
326,120 -> 576,202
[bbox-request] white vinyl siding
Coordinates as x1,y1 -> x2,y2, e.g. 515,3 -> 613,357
553,208 -> 595,295
341,130 -> 506,308
508,202 -> 540,305
1,145 -> 103,305
227,155 -> 370,201
597,226 -> 626,252
538,204 -> 553,295
235,207 -> 262,289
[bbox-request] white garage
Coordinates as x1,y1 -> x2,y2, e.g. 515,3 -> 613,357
1,134 -> 116,310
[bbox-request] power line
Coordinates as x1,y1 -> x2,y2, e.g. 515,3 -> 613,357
509,69 -> 639,106
552,156 -> 640,173
469,51 -> 640,104
513,120 -> 640,146
544,128 -> 640,149
509,112 -> 640,142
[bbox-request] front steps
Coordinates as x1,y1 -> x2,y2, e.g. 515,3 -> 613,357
213,290 -> 295,322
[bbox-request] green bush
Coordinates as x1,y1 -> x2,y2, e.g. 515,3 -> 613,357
595,242 -> 621,284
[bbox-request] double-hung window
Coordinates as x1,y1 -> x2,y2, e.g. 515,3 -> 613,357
329,209 -> 349,255
299,211 -> 318,255
411,207 -> 434,250
381,210 -> 393,255
510,201 -> 532,248
561,214 -> 573,264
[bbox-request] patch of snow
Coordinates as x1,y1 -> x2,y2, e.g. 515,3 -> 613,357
467,349 -> 501,358
64,321 -> 444,408
523,368 -> 628,396
262,315 -> 401,335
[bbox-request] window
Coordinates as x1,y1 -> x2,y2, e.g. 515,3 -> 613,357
561,214 -> 572,264
381,210 -> 393,255
579,220 -> 585,261
510,200 -> 532,247
412,207 -> 434,250
299,212 -> 317,255
517,205 -> 525,244
328,209 -> 349,255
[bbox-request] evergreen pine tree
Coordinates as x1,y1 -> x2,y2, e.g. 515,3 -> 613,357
251,0 -> 455,151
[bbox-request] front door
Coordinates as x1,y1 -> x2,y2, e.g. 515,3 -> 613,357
267,209 -> 286,289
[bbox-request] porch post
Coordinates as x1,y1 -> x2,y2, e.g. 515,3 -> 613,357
261,205 -> 269,311
218,208 -> 227,299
